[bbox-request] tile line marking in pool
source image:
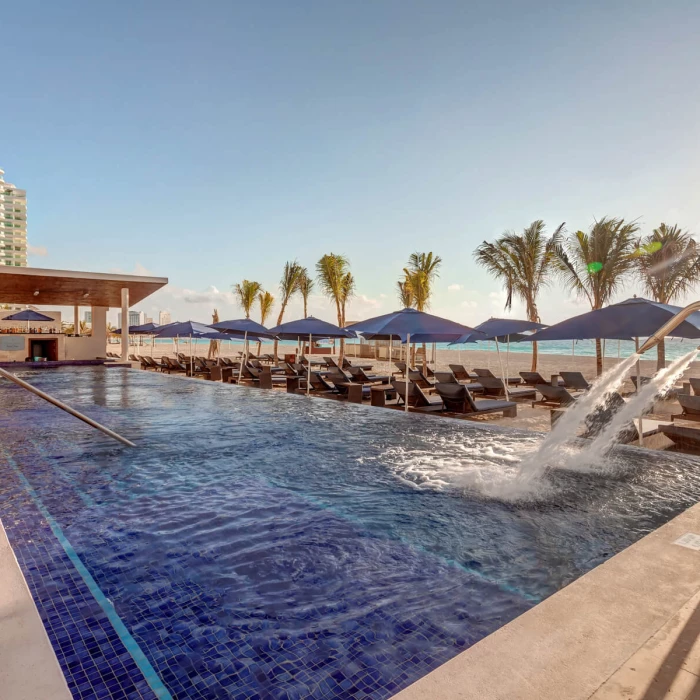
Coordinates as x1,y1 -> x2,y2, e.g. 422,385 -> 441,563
0,446 -> 173,700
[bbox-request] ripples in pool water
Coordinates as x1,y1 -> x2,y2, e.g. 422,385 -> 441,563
2,367 -> 700,699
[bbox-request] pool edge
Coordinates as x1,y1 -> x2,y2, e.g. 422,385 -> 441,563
394,500 -> 700,700
0,519 -> 72,700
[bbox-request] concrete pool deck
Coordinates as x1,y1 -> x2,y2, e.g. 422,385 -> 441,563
0,521 -> 71,700
395,500 -> 700,700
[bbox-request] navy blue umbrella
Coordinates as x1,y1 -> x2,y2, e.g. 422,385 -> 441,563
450,317 -> 548,344
3,309 -> 54,322
526,298 -> 700,343
350,308 -> 484,411
154,321 -> 229,339
349,308 -> 482,344
154,321 -> 231,373
212,318 -> 275,381
267,316 -> 356,340
212,318 -> 275,339
526,298 -> 700,378
3,309 -> 54,333
113,322 -> 161,335
267,317 -> 356,396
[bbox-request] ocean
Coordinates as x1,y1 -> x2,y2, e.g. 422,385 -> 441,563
122,337 -> 696,362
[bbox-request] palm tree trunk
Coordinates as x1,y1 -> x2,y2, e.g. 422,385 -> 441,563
272,302 -> 288,361
657,339 -> 666,371
531,341 -> 538,372
422,342 -> 427,374
595,338 -> 603,376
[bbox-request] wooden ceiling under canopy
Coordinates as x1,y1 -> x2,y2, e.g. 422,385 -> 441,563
0,266 -> 168,307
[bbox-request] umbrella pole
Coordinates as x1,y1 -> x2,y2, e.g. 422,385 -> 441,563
405,333 -> 410,412
190,334 -> 193,376
506,336 -> 510,395
572,340 -> 575,357
307,333 -> 311,396
238,331 -> 247,384
635,336 -> 643,445
495,338 -> 509,400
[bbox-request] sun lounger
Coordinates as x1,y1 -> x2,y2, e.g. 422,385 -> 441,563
631,375 -> 652,389
128,354 -> 139,362
309,372 -> 338,394
390,380 -> 444,411
434,383 -> 518,417
532,384 -> 578,408
559,371 -> 591,391
473,368 -> 522,385
161,357 -> 187,374
433,371 -> 484,394
519,371 -> 565,388
342,358 -> 374,371
689,378 -> 700,395
448,364 -> 477,381
393,362 -> 407,378
672,394 -> 700,423
477,376 -> 536,401
347,366 -> 390,384
659,423 -> 700,454
408,369 -> 436,391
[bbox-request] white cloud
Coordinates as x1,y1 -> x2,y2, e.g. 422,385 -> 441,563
27,244 -> 48,257
460,300 -> 478,309
181,285 -> 236,305
448,283 -> 462,292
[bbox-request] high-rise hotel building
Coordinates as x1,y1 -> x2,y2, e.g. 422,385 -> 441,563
0,168 -> 27,267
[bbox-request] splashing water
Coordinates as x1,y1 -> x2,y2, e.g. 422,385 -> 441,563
515,353 -> 641,484
574,348 -> 700,468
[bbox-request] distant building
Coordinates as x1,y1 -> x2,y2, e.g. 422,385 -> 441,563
117,310 -> 145,329
159,310 -> 171,326
0,168 -> 27,267
84,310 -> 92,324
144,316 -> 153,324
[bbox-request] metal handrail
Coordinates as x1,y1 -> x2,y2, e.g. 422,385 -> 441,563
638,300 -> 700,354
0,368 -> 136,447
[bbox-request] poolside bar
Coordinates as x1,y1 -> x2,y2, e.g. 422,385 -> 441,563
0,266 -> 167,364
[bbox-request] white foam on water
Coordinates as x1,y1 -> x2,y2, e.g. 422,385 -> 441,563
515,353 -> 641,484
567,348 -> 700,470
382,433 -> 552,502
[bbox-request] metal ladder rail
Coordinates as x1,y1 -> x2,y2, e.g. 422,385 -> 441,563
0,368 -> 136,448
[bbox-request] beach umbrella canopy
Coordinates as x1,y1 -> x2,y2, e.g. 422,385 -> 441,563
267,317 -> 355,397
153,320 -> 230,340
212,318 -> 276,339
350,308 -> 484,412
526,298 -> 700,342
3,309 -> 54,322
113,322 -> 161,335
449,317 -> 548,345
267,316 -> 356,340
349,308 -> 483,344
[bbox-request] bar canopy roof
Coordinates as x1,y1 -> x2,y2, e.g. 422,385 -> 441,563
0,266 -> 168,306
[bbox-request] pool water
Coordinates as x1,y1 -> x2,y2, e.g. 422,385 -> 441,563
2,367 -> 700,699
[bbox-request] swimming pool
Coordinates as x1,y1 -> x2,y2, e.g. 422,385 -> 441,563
2,367 -> 700,699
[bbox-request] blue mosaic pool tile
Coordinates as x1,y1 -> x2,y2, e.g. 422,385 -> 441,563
0,464 -> 159,700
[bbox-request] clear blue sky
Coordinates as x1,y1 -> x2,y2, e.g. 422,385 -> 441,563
3,0 -> 700,325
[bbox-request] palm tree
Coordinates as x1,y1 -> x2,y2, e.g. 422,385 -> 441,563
316,253 -> 355,360
403,252 -> 442,370
556,216 -> 640,375
207,309 -> 220,359
635,223 -> 700,369
272,261 -> 303,360
396,277 -> 413,308
474,220 -> 565,371
233,280 -> 263,319
296,267 -> 314,317
257,291 -> 275,354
